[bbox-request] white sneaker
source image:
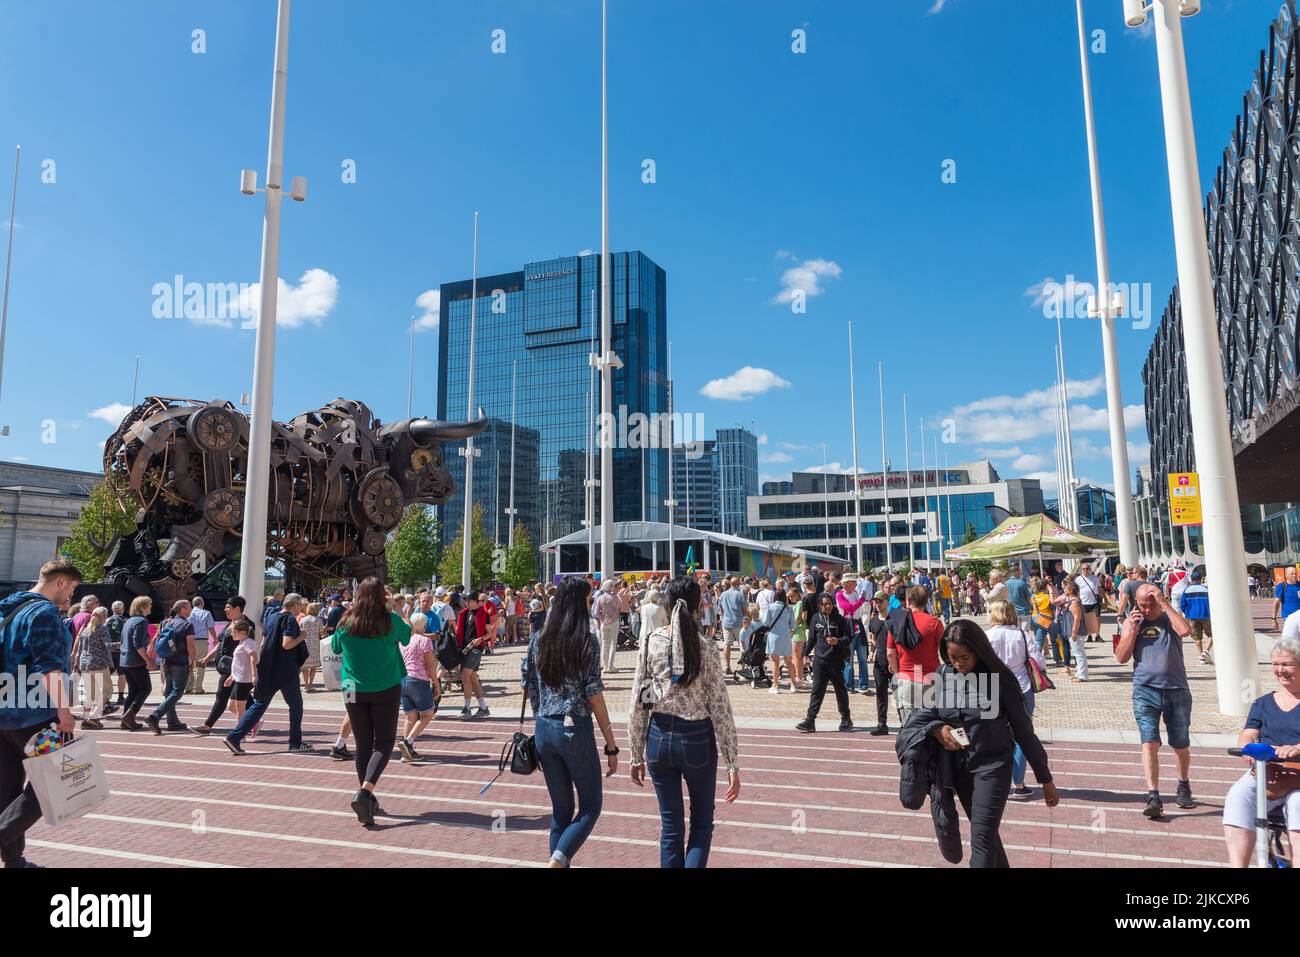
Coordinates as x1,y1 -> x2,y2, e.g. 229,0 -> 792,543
768,685 -> 780,695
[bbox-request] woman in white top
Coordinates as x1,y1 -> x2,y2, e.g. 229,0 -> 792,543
984,600 -> 1049,800
638,588 -> 667,646
628,576 -> 740,868
980,571 -> 1008,609
225,618 -> 260,725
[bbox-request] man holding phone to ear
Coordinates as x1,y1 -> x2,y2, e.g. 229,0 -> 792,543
1115,583 -> 1195,820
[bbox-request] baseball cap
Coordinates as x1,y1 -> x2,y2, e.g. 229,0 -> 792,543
434,586 -> 448,597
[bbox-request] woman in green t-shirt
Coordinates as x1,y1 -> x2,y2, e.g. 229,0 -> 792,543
331,576 -> 411,825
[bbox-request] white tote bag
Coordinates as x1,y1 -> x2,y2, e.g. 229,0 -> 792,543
25,734 -> 110,827
319,638 -> 343,691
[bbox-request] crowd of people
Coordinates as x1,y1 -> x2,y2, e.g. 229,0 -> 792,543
0,555 -> 1296,869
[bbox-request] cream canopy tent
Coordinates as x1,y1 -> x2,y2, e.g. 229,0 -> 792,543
944,513 -> 1118,565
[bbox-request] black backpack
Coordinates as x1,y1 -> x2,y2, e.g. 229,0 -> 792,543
435,621 -> 463,670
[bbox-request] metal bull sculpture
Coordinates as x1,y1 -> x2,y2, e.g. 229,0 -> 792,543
95,396 -> 485,606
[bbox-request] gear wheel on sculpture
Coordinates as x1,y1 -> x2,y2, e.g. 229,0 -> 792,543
357,469 -> 404,530
188,406 -> 241,454
202,488 -> 243,530
361,529 -> 387,556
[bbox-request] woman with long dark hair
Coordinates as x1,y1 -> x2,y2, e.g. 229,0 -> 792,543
521,576 -> 617,868
910,618 -> 1059,867
330,577 -> 411,825
628,575 -> 741,868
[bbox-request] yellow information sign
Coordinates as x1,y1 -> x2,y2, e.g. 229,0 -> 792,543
1167,472 -> 1203,526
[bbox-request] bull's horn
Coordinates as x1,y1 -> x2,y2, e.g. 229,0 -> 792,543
409,417 -> 489,444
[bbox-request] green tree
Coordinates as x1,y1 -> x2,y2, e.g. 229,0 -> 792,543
385,505 -> 442,589
502,523 -> 537,588
62,476 -> 139,582
437,504 -> 495,587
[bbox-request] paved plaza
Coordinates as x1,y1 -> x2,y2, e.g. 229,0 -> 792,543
25,600 -> 1281,870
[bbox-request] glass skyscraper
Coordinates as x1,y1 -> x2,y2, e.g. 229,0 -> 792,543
436,252 -> 668,555
715,427 -> 758,537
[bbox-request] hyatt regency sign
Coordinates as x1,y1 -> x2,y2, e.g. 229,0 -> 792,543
526,268 -> 576,282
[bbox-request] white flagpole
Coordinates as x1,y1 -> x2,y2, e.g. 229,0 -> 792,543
848,322 -> 864,571
460,211 -> 479,592
879,361 -> 891,569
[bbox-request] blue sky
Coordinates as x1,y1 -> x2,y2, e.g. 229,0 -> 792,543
0,0 -> 1278,495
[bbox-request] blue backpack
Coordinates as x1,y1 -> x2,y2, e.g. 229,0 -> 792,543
153,618 -> 185,659
1181,588 -> 1210,621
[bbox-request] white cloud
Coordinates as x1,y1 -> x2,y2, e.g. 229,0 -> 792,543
1011,453 -> 1047,473
239,268 -> 339,329
804,461 -> 846,474
89,403 -> 132,427
945,376 -> 1144,445
974,446 -> 1024,459
927,0 -> 949,13
760,451 -> 792,464
757,433 -> 768,446
699,366 -> 791,401
781,441 -> 812,451
772,257 -> 842,305
578,248 -> 595,257
11,455 -> 27,462
414,289 -> 440,331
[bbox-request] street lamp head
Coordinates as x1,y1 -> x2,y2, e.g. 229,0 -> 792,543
290,176 -> 308,202
1179,0 -> 1200,16
1123,0 -> 1148,28
240,169 -> 258,195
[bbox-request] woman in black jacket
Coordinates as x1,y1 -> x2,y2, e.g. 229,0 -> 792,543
795,593 -> 855,733
912,619 -> 1059,867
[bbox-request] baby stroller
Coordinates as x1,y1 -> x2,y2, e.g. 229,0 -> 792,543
732,629 -> 771,688
617,616 -> 639,651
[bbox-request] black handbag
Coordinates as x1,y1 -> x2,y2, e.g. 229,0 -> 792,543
504,682 -> 539,775
481,659 -> 538,795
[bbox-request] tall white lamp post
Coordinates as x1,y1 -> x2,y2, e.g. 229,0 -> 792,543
237,0 -> 308,624
1124,0 -> 1254,716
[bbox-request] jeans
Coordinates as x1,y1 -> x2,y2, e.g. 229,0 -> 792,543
535,714 -> 603,866
1035,625 -> 1071,666
939,597 -> 952,623
149,662 -> 189,726
646,713 -> 717,868
345,684 -> 401,786
841,623 -> 871,691
1011,689 -> 1036,786
0,722 -> 49,866
1070,634 -> 1089,680
228,673 -> 304,748
806,654 -> 851,725
1132,684 -> 1192,749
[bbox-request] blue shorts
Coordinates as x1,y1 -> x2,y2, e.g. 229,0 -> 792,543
400,676 -> 435,714
1132,684 -> 1192,749
462,648 -> 483,672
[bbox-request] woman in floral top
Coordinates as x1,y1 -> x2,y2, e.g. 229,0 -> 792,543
521,577 -> 618,868
628,575 -> 741,868
72,606 -> 114,729
297,602 -> 323,692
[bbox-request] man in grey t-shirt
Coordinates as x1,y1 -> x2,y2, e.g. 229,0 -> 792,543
1116,565 -> 1146,618
1115,583 -> 1194,820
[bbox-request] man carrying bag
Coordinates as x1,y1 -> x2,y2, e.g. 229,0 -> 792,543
0,560 -> 81,868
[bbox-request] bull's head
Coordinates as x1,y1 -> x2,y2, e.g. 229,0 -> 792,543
379,416 -> 489,506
